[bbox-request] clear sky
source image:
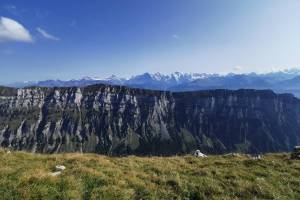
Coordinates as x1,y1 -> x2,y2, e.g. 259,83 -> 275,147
0,0 -> 300,84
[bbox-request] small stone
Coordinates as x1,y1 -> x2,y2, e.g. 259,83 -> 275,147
50,171 -> 62,176
55,165 -> 66,171
251,154 -> 262,160
294,146 -> 300,150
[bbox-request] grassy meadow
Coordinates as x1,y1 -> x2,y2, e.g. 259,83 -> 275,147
0,149 -> 299,200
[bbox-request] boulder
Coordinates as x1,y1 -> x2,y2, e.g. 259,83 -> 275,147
194,150 -> 207,157
291,146 -> 300,159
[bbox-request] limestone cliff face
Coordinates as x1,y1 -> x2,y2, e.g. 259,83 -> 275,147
0,85 -> 299,155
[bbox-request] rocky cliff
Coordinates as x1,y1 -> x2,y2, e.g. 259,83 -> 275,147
0,85 -> 299,155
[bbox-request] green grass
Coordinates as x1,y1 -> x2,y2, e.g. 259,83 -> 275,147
0,149 -> 299,200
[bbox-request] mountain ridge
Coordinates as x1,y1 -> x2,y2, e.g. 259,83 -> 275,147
0,84 -> 299,155
7,69 -> 300,97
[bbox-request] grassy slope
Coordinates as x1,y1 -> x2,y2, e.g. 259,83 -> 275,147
0,149 -> 299,200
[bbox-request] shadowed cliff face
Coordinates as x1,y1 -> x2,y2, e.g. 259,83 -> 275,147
0,85 -> 299,155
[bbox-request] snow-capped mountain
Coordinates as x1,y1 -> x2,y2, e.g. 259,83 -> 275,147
102,75 -> 127,85
125,72 -> 219,90
8,77 -> 106,88
8,72 -> 216,89
6,69 -> 300,97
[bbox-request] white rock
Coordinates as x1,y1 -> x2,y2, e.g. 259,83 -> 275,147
251,154 -> 262,160
50,171 -> 61,176
55,165 -> 66,171
294,146 -> 300,150
194,150 -> 207,157
6,150 -> 11,154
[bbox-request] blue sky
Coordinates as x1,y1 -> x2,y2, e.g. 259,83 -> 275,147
0,0 -> 300,83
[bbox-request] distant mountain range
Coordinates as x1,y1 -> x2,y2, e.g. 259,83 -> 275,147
6,68 -> 300,97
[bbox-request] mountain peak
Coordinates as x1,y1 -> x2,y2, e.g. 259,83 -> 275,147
5,69 -> 300,97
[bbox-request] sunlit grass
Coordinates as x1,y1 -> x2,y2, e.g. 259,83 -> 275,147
0,149 -> 299,200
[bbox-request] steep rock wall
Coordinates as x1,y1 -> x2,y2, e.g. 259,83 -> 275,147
0,85 -> 299,155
